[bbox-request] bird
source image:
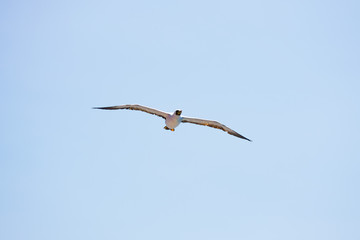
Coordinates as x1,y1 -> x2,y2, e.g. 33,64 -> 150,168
93,104 -> 251,141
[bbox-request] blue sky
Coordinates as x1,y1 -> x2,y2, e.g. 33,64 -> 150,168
1,0 -> 359,239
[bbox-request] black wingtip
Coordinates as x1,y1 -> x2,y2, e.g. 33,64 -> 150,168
243,137 -> 252,142
238,134 -> 252,141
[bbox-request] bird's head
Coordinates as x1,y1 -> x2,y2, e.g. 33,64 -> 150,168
175,110 -> 182,116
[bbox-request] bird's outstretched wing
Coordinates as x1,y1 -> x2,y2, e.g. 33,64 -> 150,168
93,104 -> 169,119
181,117 -> 251,141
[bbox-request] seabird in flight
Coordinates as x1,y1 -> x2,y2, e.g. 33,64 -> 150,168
93,104 -> 251,141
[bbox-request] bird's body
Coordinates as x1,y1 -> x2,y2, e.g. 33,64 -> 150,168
93,104 -> 251,141
165,113 -> 181,130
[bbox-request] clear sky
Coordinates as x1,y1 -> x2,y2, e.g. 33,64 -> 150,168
1,0 -> 360,239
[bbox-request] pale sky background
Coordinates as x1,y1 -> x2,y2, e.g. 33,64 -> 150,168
1,0 -> 360,239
